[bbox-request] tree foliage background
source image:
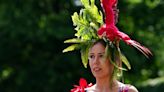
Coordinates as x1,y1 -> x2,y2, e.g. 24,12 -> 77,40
0,0 -> 163,92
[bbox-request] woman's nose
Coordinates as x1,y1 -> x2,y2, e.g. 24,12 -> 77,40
93,56 -> 99,64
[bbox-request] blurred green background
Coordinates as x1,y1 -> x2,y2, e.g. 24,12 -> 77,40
0,0 -> 163,92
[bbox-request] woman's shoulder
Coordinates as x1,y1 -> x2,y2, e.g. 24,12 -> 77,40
85,82 -> 138,92
127,85 -> 138,92
118,81 -> 138,92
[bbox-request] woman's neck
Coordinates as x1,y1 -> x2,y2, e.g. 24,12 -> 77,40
95,77 -> 118,91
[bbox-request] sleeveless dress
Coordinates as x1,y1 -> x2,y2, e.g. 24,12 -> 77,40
85,85 -> 129,92
119,85 -> 129,92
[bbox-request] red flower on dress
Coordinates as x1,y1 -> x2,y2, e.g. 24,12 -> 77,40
98,0 -> 152,58
71,78 -> 93,92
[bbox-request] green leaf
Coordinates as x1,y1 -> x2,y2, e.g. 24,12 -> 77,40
80,43 -> 92,68
105,44 -> 127,71
90,22 -> 99,30
109,56 -> 127,71
71,12 -> 80,26
81,0 -> 89,8
71,0 -> 103,40
64,38 -> 84,43
120,53 -> 131,70
63,44 -> 80,53
90,0 -> 95,6
81,50 -> 88,68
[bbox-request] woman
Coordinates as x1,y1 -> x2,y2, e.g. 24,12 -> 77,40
86,39 -> 138,92
63,0 -> 152,92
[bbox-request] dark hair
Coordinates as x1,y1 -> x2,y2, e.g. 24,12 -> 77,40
92,39 -> 106,47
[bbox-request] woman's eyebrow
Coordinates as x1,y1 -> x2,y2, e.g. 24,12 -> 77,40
98,52 -> 105,54
89,53 -> 94,55
89,52 -> 105,54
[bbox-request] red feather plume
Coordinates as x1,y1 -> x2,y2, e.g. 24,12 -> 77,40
98,0 -> 152,58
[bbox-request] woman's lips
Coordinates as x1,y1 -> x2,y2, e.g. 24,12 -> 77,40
93,67 -> 101,72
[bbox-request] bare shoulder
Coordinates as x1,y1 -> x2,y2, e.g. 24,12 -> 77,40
118,81 -> 138,92
128,85 -> 138,92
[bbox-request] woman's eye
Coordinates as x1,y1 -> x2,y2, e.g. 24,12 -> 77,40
89,55 -> 94,59
89,55 -> 95,60
99,54 -> 104,58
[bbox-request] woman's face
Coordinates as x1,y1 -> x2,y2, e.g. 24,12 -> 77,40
88,42 -> 114,78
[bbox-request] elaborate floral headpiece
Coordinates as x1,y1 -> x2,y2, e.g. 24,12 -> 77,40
63,0 -> 152,70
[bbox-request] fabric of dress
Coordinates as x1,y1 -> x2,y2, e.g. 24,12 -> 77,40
85,85 -> 129,92
119,85 -> 129,92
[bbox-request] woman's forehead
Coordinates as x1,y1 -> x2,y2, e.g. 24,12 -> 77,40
89,43 -> 106,53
